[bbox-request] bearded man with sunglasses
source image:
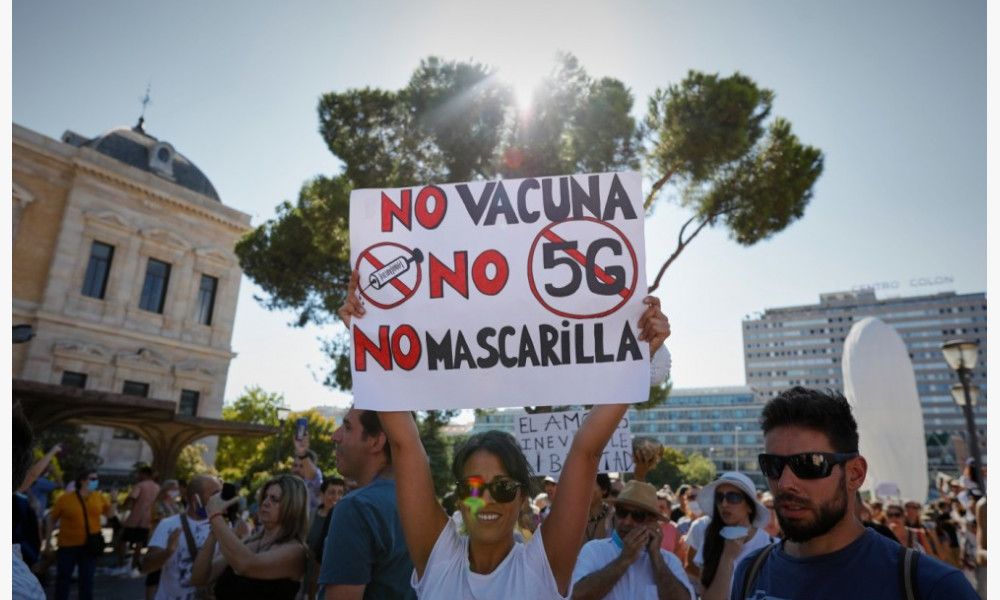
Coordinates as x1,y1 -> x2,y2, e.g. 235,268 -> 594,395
731,387 -> 976,600
572,480 -> 694,599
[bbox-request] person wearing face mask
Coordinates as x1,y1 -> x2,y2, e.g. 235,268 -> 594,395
48,469 -> 114,600
144,480 -> 183,600
571,481 -> 694,599
694,472 -> 772,600
142,474 -> 223,600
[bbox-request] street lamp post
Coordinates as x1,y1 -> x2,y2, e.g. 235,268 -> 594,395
734,426 -> 742,472
941,339 -> 985,494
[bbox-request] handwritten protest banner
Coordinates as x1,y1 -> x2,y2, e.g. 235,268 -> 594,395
349,171 -> 648,410
515,409 -> 633,477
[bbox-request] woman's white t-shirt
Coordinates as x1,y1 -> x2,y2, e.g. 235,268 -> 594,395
412,518 -> 570,599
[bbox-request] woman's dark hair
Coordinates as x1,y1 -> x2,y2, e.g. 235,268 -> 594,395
320,477 -> 346,492
596,473 -> 612,498
452,430 -> 534,495
760,387 -> 859,453
74,469 -> 97,488
700,489 -> 757,589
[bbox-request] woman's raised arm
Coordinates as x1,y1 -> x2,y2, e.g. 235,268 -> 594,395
378,412 -> 449,578
541,296 -> 670,595
339,270 -> 448,578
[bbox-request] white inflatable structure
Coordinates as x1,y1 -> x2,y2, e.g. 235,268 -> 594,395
842,317 -> 928,503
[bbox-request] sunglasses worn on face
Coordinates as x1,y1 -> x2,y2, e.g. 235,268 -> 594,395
887,512 -> 903,518
614,506 -> 652,523
715,491 -> 746,505
455,476 -> 522,504
758,452 -> 859,480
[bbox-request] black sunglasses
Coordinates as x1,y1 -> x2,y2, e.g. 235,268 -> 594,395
614,506 -> 652,523
886,511 -> 904,518
758,452 -> 858,480
455,476 -> 523,504
715,491 -> 746,505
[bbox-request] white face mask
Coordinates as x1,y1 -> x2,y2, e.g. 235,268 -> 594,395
720,525 -> 749,540
689,503 -> 703,517
168,490 -> 181,500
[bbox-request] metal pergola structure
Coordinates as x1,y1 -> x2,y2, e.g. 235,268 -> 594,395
14,379 -> 276,478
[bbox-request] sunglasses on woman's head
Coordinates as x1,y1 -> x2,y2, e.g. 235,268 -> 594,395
614,506 -> 651,523
455,475 -> 522,504
758,452 -> 859,480
715,491 -> 746,505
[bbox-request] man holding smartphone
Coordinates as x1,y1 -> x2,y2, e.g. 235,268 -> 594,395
143,474 -> 222,600
292,421 -> 324,514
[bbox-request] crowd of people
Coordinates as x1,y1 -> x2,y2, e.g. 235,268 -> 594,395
10,279 -> 986,599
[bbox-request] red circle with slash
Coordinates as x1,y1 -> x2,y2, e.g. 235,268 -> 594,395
355,242 -> 422,309
527,217 -> 638,319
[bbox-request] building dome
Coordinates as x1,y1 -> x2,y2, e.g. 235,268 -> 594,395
63,119 -> 221,202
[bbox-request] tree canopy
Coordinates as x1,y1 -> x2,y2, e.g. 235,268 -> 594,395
235,54 -> 823,396
644,447 -> 718,489
214,386 -> 338,489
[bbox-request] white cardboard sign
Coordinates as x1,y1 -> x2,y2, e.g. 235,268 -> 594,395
515,410 -> 633,477
349,171 -> 649,410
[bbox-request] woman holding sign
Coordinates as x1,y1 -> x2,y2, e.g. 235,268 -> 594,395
339,270 -> 671,598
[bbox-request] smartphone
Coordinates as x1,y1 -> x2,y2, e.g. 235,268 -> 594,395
295,417 -> 308,441
222,482 -> 240,522
193,493 -> 208,520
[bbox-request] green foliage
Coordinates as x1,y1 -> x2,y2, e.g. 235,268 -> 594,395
643,71 -> 823,290
418,410 -> 461,497
644,447 -> 717,489
36,424 -> 101,480
176,443 -> 215,482
214,386 -> 339,488
679,451 -> 717,485
236,55 -> 823,389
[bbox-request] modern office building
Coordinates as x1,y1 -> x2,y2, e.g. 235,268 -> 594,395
742,289 -> 987,476
471,385 -> 766,485
12,120 -> 251,476
629,386 -> 765,486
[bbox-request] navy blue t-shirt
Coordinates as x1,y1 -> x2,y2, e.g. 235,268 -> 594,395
319,477 -> 416,600
730,528 -> 977,600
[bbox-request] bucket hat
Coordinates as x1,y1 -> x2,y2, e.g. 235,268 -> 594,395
697,471 -> 771,530
611,481 -> 669,521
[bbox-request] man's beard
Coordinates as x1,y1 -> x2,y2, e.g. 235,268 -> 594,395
775,471 -> 848,543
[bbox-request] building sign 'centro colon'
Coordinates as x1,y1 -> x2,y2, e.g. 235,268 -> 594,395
851,275 -> 954,292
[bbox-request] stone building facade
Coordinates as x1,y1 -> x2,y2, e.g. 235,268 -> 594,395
12,121 -> 250,477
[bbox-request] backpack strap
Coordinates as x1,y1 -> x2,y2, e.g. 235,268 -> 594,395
740,541 -> 778,599
179,513 -> 199,561
75,491 -> 93,535
898,545 -> 920,600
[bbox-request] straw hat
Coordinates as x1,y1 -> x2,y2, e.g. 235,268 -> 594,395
697,471 -> 771,530
611,481 -> 669,521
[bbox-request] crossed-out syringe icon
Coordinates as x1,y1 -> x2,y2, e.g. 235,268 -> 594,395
361,248 -> 424,293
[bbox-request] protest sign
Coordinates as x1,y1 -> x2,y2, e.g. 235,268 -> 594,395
348,171 -> 649,410
515,409 -> 633,477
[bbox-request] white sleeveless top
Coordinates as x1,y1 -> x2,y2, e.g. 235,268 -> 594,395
411,518 -> 570,599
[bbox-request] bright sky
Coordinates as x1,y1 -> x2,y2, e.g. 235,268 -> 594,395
13,1 -> 987,422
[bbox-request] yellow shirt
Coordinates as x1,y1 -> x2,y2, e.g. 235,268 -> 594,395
51,491 -> 110,547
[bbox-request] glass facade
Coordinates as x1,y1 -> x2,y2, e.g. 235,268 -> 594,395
743,290 -> 986,477
470,386 -> 768,486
